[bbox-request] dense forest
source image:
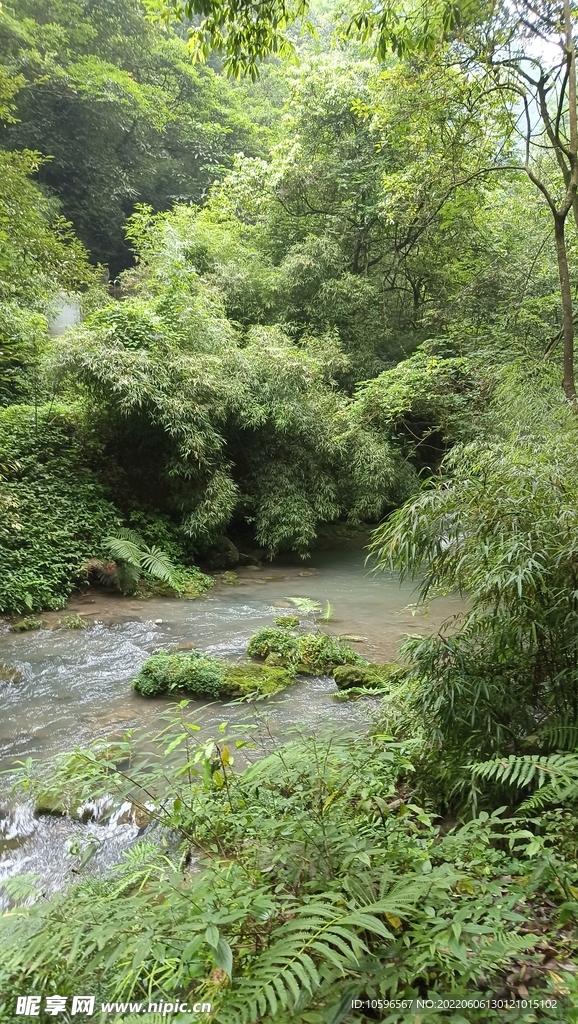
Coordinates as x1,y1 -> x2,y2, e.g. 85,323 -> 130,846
2,0 -> 578,1020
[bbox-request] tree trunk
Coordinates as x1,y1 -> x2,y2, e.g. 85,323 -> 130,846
554,213 -> 577,403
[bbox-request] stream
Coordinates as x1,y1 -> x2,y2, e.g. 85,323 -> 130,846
0,548 -> 463,902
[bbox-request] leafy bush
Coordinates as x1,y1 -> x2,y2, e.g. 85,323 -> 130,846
63,614 -> 86,629
370,420 -> 578,805
132,651 -> 293,698
0,405 -> 121,613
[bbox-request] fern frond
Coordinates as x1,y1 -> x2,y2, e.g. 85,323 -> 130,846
536,718 -> 578,752
469,753 -> 578,789
470,752 -> 578,811
104,534 -> 143,568
286,597 -> 321,615
114,560 -> 140,595
113,528 -> 145,545
139,545 -> 181,589
221,881 -> 428,1023
102,532 -> 182,592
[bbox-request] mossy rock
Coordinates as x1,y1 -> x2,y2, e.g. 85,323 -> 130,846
296,633 -> 365,675
0,662 -> 22,683
275,615 -> 299,629
132,651 -> 294,699
247,627 -> 298,662
9,616 -> 43,632
220,571 -> 241,585
333,663 -> 402,691
247,627 -> 365,675
226,663 -> 294,696
133,651 -> 227,698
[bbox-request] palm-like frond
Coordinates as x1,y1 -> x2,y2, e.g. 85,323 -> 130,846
286,597 -> 321,615
537,718 -> 578,752
104,530 -> 144,569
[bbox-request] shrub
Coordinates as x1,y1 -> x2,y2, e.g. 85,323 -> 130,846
63,614 -> 86,629
0,721 -> 570,1021
369,428 -> 578,794
0,405 -> 120,613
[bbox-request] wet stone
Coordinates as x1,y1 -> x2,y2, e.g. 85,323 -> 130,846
0,663 -> 22,683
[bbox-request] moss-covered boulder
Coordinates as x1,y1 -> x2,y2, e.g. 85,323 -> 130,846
132,650 -> 293,699
246,627 -> 298,663
226,663 -> 293,696
332,662 -> 402,691
247,628 -> 365,675
9,616 -> 43,632
275,615 -> 299,629
295,633 -> 365,675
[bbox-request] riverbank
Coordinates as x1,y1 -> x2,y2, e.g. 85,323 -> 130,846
0,547 -> 464,896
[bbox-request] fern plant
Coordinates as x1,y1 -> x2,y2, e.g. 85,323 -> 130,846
1,715 -> 562,1023
85,529 -> 195,595
469,752 -> 578,811
221,881 -> 431,1024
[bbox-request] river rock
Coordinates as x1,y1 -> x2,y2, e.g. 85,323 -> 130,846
0,663 -> 22,683
204,536 -> 240,570
238,547 -> 264,566
333,663 -> 401,690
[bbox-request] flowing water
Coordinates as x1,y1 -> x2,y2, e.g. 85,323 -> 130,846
49,295 -> 81,336
0,548 -> 463,901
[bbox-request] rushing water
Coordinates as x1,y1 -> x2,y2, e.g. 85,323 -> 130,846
49,295 -> 81,336
0,548 -> 463,900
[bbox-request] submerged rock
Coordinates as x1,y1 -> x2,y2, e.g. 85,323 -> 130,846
0,663 -> 22,683
35,796 -> 68,818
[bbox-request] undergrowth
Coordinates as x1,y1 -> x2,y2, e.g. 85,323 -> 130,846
0,706 -> 576,1023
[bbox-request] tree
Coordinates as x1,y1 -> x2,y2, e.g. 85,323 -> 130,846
0,0 -> 265,270
356,0 -> 578,403
156,0 -> 578,403
206,52 -> 515,381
